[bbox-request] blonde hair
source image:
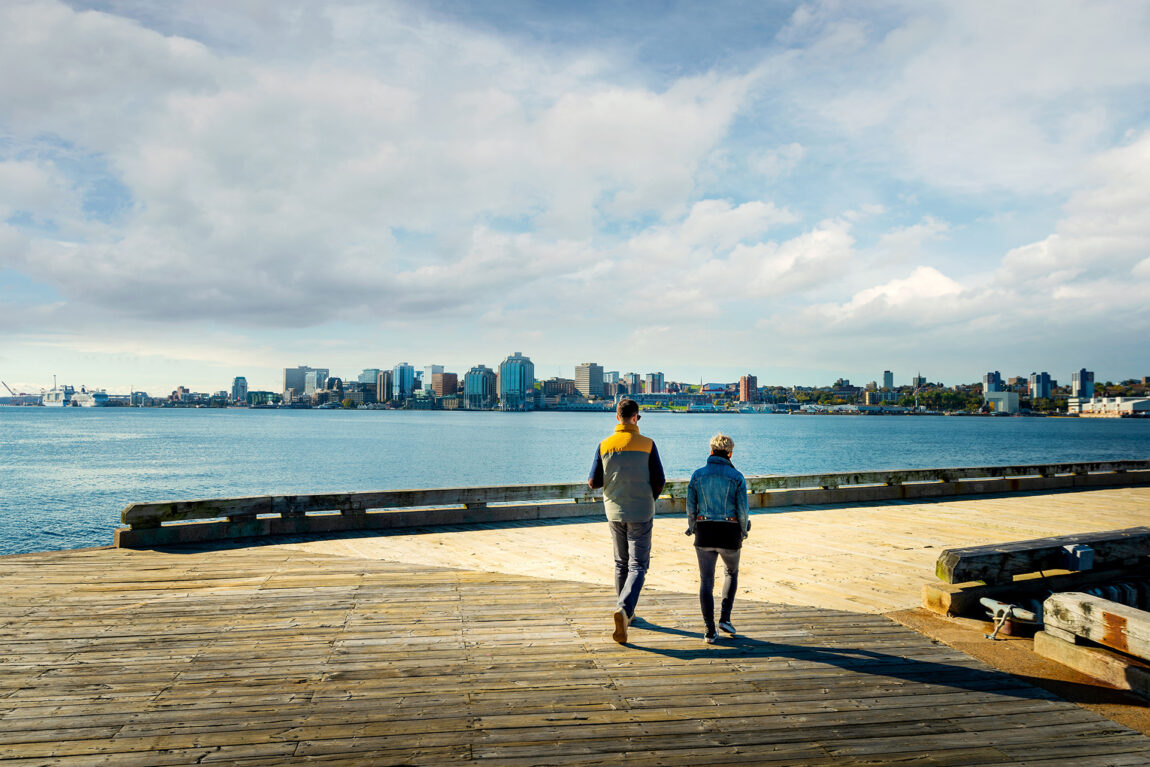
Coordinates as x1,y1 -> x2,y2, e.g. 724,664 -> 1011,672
709,433 -> 734,455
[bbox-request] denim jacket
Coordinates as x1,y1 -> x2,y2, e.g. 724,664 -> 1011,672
686,455 -> 749,537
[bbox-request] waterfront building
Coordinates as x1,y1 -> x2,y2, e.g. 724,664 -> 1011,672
739,374 -> 758,403
624,373 -> 642,394
392,363 -> 415,401
983,371 -> 1003,393
359,369 -> 382,386
985,391 -> 1020,414
231,376 -> 248,404
432,372 -> 458,397
1072,369 -> 1095,399
543,377 -> 576,396
304,370 -> 328,396
282,365 -> 327,400
424,365 -> 444,390
464,365 -> 497,409
575,362 -> 604,399
499,352 -> 535,411
644,372 -> 665,394
1029,371 -> 1052,400
883,370 -> 894,390
376,370 -> 392,404
1008,376 -> 1027,390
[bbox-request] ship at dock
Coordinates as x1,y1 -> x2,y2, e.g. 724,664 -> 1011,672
41,385 -> 110,407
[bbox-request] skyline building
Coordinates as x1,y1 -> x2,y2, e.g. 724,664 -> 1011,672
912,374 -> 926,389
739,374 -> 758,403
1029,371 -> 1052,400
883,370 -> 894,389
392,362 -> 415,400
376,370 -> 392,403
575,362 -> 604,399
644,372 -> 665,394
359,368 -> 381,385
1072,368 -> 1095,399
604,371 -> 620,385
432,372 -> 458,397
304,369 -> 329,395
282,365 -> 325,399
231,376 -> 248,403
499,352 -> 535,411
623,372 -> 642,394
464,365 -> 497,409
983,371 -> 1003,393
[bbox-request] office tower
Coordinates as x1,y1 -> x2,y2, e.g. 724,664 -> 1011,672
983,371 -> 1003,393
304,369 -> 329,395
1071,369 -> 1095,399
424,365 -> 444,389
624,372 -> 641,394
739,375 -> 758,403
464,365 -> 497,409
432,372 -> 458,397
883,370 -> 894,389
231,376 -> 248,403
604,371 -> 620,385
1029,371 -> 1052,400
283,365 -> 326,398
359,369 -> 381,385
499,352 -> 535,411
644,372 -> 665,394
575,362 -> 604,398
376,370 -> 392,403
392,362 -> 415,400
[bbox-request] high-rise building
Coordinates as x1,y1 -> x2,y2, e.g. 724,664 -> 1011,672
304,369 -> 329,395
392,362 -> 415,400
376,370 -> 392,403
1071,369 -> 1095,399
464,365 -> 497,409
231,376 -> 248,403
432,372 -> 458,397
983,371 -> 1003,393
283,365 -> 326,400
622,372 -> 642,395
1029,371 -> 1052,400
883,370 -> 894,390
575,362 -> 604,399
604,371 -> 620,385
738,374 -> 758,403
644,372 -> 665,394
359,369 -> 381,385
499,352 -> 535,411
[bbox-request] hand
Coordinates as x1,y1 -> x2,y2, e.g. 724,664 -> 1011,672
685,528 -> 693,536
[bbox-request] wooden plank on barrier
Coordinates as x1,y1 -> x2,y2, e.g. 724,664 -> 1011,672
1043,592 -> 1150,661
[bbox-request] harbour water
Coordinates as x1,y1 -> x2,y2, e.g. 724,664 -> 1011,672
1,406 -> 1147,556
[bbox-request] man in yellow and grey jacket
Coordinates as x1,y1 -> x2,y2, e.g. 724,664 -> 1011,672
588,398 -> 665,644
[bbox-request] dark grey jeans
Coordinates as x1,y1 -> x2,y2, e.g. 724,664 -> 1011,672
609,520 -> 652,618
695,546 -> 741,629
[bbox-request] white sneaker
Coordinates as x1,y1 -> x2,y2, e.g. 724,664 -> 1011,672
703,630 -> 716,644
718,620 -> 736,636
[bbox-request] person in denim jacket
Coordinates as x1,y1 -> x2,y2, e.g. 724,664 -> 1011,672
686,433 -> 749,643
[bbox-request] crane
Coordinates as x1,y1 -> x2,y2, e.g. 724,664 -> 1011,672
2,381 -> 17,396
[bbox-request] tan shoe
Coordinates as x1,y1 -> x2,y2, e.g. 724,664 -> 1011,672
612,608 -> 628,644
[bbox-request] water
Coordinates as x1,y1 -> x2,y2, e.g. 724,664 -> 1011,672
1,406 -> 1147,556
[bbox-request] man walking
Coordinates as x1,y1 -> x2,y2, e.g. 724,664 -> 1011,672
686,433 -> 749,643
588,398 -> 665,644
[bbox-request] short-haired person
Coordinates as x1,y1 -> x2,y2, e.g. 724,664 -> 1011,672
588,398 -> 665,644
686,433 -> 749,643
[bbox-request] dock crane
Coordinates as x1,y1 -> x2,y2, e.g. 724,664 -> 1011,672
2,381 -> 17,396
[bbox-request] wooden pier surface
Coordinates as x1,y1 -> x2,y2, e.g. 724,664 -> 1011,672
2,487 -> 1150,765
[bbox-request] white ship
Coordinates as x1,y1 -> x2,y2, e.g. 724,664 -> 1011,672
42,385 -> 109,407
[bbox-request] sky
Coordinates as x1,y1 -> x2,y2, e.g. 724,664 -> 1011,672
1,0 -> 1148,396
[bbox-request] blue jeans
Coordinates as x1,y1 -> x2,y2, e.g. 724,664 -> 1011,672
695,546 -> 741,629
609,520 -> 652,618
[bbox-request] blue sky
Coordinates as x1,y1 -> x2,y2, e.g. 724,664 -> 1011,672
1,0 -> 1148,395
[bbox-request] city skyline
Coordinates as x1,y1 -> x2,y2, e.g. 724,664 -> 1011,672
2,2 -> 1149,395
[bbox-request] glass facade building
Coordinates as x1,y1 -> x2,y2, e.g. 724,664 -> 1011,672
464,365 -> 497,409
499,352 -> 535,411
392,362 -> 415,400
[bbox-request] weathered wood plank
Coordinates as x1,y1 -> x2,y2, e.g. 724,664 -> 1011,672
1043,592 -> 1150,659
935,526 -> 1150,584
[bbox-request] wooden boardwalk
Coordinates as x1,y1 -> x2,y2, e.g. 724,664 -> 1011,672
4,492 -> 1150,766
